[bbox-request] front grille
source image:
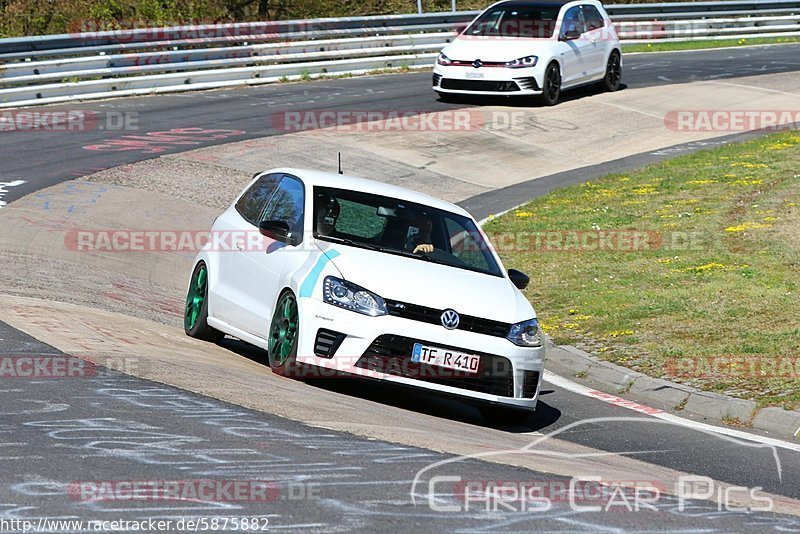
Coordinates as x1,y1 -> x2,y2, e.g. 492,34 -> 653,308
522,370 -> 540,398
515,76 -> 540,91
450,60 -> 506,67
440,79 -> 520,92
314,329 -> 346,358
384,299 -> 511,338
432,73 -> 442,87
356,334 -> 515,397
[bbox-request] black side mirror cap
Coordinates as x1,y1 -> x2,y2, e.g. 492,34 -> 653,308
508,269 -> 530,290
258,219 -> 298,246
560,29 -> 581,41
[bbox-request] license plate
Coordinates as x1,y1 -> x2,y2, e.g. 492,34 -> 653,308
411,343 -> 480,374
465,72 -> 484,79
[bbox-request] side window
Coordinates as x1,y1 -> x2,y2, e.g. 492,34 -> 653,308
262,175 -> 305,240
561,7 -> 585,36
235,173 -> 280,226
582,5 -> 605,31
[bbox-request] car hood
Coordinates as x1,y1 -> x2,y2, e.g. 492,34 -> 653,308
321,243 -> 535,324
442,37 -> 558,63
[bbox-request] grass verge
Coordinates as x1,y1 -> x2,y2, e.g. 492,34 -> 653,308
623,36 -> 800,53
484,132 -> 800,409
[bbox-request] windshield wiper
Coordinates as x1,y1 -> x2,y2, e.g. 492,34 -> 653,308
317,235 -> 379,251
375,246 -> 435,262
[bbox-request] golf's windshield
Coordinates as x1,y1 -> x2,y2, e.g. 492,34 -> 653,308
313,186 -> 502,277
465,4 -> 561,38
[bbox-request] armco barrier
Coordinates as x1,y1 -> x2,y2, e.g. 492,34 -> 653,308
1,0 -> 798,108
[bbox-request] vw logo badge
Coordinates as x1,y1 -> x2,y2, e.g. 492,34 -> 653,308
441,309 -> 460,330
472,59 -> 482,69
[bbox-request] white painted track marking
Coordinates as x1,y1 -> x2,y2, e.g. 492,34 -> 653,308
544,370 -> 800,453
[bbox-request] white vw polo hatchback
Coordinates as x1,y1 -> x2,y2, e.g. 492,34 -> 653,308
185,169 -> 545,423
433,0 -> 621,105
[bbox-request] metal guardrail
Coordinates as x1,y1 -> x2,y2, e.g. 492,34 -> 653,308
1,0 -> 799,108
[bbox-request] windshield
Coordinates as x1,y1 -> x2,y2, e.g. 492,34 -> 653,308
465,4 -> 560,38
313,186 -> 503,277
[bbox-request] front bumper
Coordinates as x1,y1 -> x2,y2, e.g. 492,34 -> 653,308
433,64 -> 544,96
296,297 -> 545,410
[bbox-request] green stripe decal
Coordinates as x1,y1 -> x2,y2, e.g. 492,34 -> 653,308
299,249 -> 340,298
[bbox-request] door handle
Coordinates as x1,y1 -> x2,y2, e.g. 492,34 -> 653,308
236,241 -> 244,251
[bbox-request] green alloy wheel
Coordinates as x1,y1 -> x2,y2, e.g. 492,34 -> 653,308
184,262 -> 224,342
268,291 -> 300,376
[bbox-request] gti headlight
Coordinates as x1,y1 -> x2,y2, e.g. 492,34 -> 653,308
323,276 -> 387,317
505,55 -> 538,68
437,53 -> 453,66
507,318 -> 542,347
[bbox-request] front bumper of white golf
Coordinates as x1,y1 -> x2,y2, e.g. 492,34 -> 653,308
433,63 -> 545,96
296,297 -> 545,411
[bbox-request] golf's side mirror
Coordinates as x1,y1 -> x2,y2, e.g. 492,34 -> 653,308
560,28 -> 581,41
508,269 -> 530,290
259,220 -> 298,246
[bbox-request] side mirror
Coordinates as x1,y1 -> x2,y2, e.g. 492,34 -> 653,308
508,269 -> 530,290
454,24 -> 467,35
560,28 -> 581,41
259,219 -> 298,246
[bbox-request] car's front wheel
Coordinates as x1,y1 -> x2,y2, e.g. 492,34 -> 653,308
540,62 -> 561,106
268,290 -> 301,377
479,405 -> 534,426
600,51 -> 622,92
184,262 -> 224,342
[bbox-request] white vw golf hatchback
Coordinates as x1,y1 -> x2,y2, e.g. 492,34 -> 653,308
185,169 -> 545,423
433,0 -> 621,104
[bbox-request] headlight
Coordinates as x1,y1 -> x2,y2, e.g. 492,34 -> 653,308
507,318 -> 543,347
505,55 -> 538,68
437,53 -> 453,66
323,276 -> 387,317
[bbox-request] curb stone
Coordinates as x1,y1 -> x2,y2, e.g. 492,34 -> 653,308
545,342 -> 799,441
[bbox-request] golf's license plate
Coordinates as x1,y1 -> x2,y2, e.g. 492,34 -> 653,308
465,72 -> 484,79
411,343 -> 480,374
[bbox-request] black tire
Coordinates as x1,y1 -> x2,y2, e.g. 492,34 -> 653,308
184,262 -> 224,342
600,51 -> 622,92
479,405 -> 534,426
540,62 -> 561,106
267,290 -> 301,377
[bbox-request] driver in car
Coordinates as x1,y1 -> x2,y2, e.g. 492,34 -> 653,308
405,212 -> 435,254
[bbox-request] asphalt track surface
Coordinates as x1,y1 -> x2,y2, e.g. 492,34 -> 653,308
3,43 -> 800,205
2,44 -> 800,532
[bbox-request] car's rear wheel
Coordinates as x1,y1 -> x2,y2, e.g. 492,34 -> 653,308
184,262 -> 224,342
479,405 -> 534,426
268,290 -> 300,377
540,62 -> 561,106
600,51 -> 622,92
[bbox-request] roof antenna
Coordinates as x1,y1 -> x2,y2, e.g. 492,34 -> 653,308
337,152 -> 343,175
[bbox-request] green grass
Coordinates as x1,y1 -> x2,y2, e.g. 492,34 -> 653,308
624,36 -> 800,53
485,132 -> 800,410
